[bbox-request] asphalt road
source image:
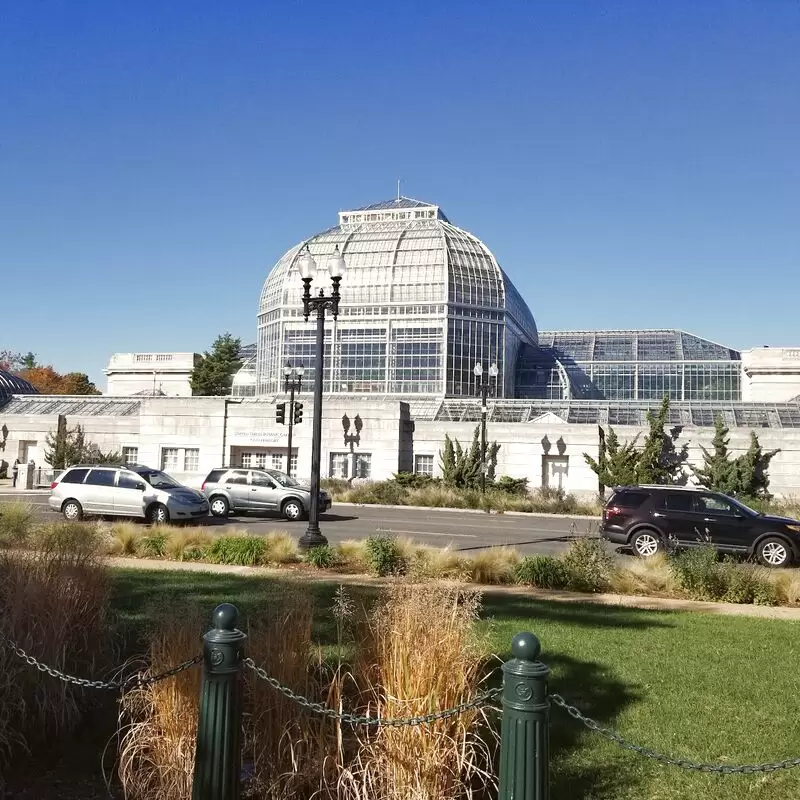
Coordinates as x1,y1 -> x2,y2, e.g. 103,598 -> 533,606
0,492 -> 602,556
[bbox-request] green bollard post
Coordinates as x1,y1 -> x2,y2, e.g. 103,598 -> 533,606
191,603 -> 247,800
498,631 -> 551,800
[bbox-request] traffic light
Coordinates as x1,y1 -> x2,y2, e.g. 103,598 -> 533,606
276,402 -> 286,424
293,402 -> 304,425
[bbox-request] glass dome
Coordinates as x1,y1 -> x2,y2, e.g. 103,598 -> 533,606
0,370 -> 38,402
256,197 -> 538,398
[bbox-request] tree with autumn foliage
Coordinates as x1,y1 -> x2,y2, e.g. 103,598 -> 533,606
17,366 -> 100,395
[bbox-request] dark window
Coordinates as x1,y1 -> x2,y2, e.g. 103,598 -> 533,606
85,469 -> 117,487
61,468 -> 89,484
118,473 -> 146,491
695,494 -> 736,516
204,469 -> 226,484
224,470 -> 250,486
662,493 -> 694,512
609,491 -> 649,509
251,473 -> 275,488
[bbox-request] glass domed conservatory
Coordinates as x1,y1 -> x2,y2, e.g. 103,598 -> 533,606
255,198 -> 538,398
0,370 -> 37,402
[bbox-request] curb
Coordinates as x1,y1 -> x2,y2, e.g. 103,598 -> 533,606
333,501 -> 599,522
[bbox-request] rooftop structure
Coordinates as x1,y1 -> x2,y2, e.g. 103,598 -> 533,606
256,197 -> 537,398
0,369 -> 37,402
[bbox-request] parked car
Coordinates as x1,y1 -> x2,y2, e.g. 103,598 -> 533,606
600,485 -> 800,567
49,464 -> 209,524
200,467 -> 331,521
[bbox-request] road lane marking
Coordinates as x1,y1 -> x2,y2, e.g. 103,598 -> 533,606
376,528 -> 477,539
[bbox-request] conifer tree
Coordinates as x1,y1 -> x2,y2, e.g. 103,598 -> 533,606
693,415 -> 739,495
189,333 -> 243,396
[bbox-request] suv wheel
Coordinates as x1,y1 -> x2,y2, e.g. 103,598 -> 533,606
209,496 -> 230,518
631,530 -> 663,558
282,499 -> 305,521
757,537 -> 792,568
62,500 -> 83,521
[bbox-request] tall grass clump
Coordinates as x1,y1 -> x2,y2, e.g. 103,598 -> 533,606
515,555 -> 570,589
164,527 -> 213,562
118,608 -> 204,800
137,530 -> 169,559
0,501 -> 35,547
464,547 -> 519,584
263,531 -> 299,564
341,582 -> 495,800
108,521 -> 143,556
206,534 -> 267,566
0,536 -> 112,784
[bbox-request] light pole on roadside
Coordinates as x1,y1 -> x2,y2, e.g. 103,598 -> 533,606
295,245 -> 346,548
473,361 -> 499,494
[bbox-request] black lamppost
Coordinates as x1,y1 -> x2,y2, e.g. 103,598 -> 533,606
473,361 -> 499,494
295,245 -> 346,548
221,398 -> 243,467
283,363 -> 304,477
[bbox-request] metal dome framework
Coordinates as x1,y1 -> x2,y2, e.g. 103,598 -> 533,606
0,370 -> 37,402
256,197 -> 537,398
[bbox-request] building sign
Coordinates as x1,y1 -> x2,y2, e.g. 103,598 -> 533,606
229,430 -> 286,446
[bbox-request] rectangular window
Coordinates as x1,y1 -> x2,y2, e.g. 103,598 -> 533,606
289,454 -> 298,475
184,448 -> 199,471
542,456 -> 569,491
85,468 -> 117,487
122,447 -> 138,466
161,448 -> 180,472
241,452 -> 253,468
329,452 -> 349,479
662,493 -> 693,512
414,454 -> 434,476
354,453 -> 372,479
271,453 -> 284,470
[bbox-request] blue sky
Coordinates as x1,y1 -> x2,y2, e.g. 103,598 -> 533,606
1,1 -> 798,386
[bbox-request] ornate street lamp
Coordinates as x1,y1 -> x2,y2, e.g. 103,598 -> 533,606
473,361 -> 499,494
282,362 -> 305,476
295,245 -> 346,547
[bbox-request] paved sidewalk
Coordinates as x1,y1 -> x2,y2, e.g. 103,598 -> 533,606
107,556 -> 800,621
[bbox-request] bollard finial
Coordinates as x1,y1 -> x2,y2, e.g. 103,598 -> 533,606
511,631 -> 541,661
212,603 -> 239,631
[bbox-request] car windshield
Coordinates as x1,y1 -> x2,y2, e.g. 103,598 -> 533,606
266,469 -> 302,488
137,470 -> 182,490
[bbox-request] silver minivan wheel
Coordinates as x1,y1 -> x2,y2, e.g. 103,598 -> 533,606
282,500 -> 304,521
210,497 -> 229,518
631,531 -> 661,558
62,500 -> 83,521
148,504 -> 170,525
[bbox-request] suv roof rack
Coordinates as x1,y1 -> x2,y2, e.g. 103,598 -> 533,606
615,484 -> 704,492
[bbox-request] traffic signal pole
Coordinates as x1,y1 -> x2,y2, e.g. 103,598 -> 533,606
286,382 -> 295,477
280,366 -> 303,478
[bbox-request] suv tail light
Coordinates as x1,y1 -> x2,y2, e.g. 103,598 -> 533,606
200,481 -> 206,492
604,506 -> 623,522
50,481 -> 58,489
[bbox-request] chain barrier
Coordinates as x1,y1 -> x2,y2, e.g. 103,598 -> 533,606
0,631 -> 202,691
244,658 -> 501,727
551,693 -> 800,775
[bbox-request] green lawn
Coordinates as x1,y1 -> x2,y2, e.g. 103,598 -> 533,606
110,568 -> 800,800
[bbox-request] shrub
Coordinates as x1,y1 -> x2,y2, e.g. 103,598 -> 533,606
670,547 -> 778,605
305,544 -> 337,569
33,521 -> 104,559
206,535 -> 267,566
347,480 -> 408,506
364,535 -> 408,576
321,478 -> 350,497
392,472 -> 439,489
493,476 -> 529,496
562,537 -> 615,592
138,530 -> 169,559
0,501 -> 34,546
515,555 -> 570,589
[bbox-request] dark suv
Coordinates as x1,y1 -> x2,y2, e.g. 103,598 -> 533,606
600,485 -> 800,568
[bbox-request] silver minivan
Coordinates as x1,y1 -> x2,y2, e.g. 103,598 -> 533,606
49,464 -> 209,524
201,467 -> 331,520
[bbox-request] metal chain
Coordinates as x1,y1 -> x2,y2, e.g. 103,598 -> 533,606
244,658 -> 501,727
0,632 -> 202,691
551,694 -> 800,775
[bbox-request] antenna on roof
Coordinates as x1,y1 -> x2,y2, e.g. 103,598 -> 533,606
396,179 -> 401,201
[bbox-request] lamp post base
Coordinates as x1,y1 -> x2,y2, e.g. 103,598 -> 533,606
298,523 -> 328,549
